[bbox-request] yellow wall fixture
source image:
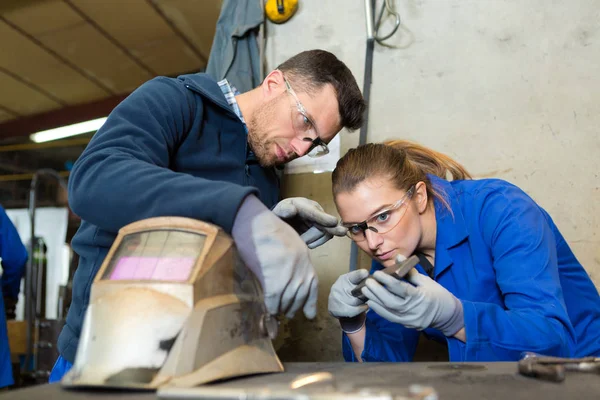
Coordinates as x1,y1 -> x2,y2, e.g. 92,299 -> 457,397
265,0 -> 298,24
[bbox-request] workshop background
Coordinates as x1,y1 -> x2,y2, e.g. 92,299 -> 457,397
268,0 -> 600,361
0,0 -> 598,370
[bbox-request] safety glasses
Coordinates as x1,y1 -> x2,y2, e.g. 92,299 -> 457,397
282,76 -> 330,158
343,186 -> 415,242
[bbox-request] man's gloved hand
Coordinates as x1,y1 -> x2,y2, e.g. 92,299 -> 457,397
362,269 -> 464,337
272,197 -> 347,249
232,195 -> 318,319
328,269 -> 369,333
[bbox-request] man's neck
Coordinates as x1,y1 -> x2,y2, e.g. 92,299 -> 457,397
235,89 -> 260,125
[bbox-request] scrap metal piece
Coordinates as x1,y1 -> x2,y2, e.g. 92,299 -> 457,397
518,352 -> 600,382
351,255 -> 419,301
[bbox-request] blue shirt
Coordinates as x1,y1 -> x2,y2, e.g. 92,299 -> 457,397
343,175 -> 600,361
217,79 -> 245,125
218,78 -> 259,163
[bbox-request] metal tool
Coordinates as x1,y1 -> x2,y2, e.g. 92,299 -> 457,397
518,352 -> 600,382
351,255 -> 420,301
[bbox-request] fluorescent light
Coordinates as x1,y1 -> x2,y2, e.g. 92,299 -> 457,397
30,117 -> 107,143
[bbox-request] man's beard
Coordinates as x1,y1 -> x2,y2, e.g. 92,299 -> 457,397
247,96 -> 283,167
247,129 -> 275,167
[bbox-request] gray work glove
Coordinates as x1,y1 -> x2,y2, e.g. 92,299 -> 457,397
362,269 -> 464,337
328,269 -> 369,333
232,195 -> 318,319
272,197 -> 347,249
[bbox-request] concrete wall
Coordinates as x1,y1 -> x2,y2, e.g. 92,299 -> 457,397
267,0 -> 600,361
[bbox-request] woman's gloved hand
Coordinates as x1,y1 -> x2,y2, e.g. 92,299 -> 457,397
362,269 -> 464,336
328,269 -> 370,333
272,197 -> 347,248
233,195 -> 318,319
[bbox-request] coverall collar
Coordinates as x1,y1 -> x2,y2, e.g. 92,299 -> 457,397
429,174 -> 469,278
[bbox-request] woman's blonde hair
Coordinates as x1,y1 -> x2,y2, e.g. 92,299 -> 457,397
332,140 -> 472,210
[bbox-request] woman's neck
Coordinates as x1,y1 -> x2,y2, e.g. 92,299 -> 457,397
418,202 -> 437,263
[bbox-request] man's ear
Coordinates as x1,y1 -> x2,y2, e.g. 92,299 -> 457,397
415,181 -> 429,214
261,69 -> 285,99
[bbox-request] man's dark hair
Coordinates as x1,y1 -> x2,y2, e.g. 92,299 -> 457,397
277,50 -> 366,131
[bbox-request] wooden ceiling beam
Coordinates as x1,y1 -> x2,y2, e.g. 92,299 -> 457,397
0,0 -> 51,14
0,94 -> 128,140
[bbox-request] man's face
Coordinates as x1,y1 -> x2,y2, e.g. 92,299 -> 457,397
247,76 -> 341,167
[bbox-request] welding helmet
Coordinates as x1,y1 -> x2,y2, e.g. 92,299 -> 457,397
61,217 -> 282,389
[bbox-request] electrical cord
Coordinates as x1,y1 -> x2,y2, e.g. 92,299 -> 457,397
374,0 -> 401,45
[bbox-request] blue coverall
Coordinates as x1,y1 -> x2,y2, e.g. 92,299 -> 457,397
343,175 -> 600,362
0,206 -> 28,387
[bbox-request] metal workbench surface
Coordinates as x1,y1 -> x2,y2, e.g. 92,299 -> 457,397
5,362 -> 600,400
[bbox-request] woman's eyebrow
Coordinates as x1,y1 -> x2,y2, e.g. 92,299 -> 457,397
342,203 -> 394,225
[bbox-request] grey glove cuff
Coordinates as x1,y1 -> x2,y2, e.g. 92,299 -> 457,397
232,195 -> 269,285
438,297 -> 465,337
339,312 -> 367,334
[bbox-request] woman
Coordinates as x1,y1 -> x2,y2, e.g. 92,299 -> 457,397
328,140 -> 600,362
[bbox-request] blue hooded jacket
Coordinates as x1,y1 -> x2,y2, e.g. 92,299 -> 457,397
0,206 -> 27,299
0,205 -> 28,387
343,175 -> 600,361
57,73 -> 280,363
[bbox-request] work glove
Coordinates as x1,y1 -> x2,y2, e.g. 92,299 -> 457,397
328,269 -> 370,333
362,269 -> 464,337
232,195 -> 318,319
272,197 -> 347,249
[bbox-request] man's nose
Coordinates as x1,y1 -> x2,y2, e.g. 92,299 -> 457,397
292,137 -> 313,157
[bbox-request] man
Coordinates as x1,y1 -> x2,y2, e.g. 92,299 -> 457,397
0,205 -> 28,388
49,49 -> 365,381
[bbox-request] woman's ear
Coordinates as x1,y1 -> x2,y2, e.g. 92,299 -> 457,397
414,181 -> 428,214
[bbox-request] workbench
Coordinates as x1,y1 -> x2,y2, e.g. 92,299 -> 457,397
6,362 -> 600,399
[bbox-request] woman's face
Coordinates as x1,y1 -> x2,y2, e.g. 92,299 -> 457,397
335,178 -> 427,268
